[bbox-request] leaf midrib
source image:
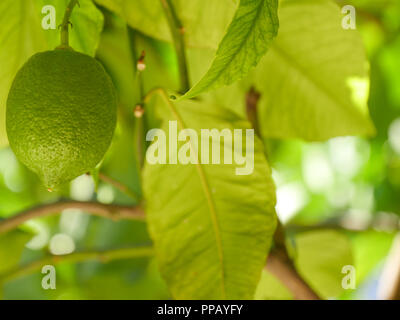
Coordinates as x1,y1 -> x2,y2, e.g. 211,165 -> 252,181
162,95 -> 227,298
182,0 -> 268,99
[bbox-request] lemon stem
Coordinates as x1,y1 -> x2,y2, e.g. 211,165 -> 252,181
60,0 -> 79,47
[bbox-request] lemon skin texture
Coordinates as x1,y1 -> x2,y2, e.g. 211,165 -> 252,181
6,49 -> 117,189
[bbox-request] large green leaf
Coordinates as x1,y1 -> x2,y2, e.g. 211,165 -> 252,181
0,0 -> 103,146
256,230 -> 353,299
143,97 -> 277,299
253,0 -> 375,141
95,0 -> 237,50
181,0 -> 279,100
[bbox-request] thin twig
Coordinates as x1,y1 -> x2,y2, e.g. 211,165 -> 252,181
127,27 -> 145,100
98,173 -> 140,202
127,26 -> 146,170
0,200 -> 145,235
160,0 -> 190,93
246,87 -> 261,137
134,112 -> 145,170
245,87 -> 270,162
0,245 -> 154,283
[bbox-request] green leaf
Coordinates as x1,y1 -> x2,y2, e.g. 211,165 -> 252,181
349,230 -> 395,285
95,0 -> 237,50
0,0 -> 103,146
143,97 -> 277,299
253,0 -> 375,141
340,230 -> 395,300
180,0 -> 279,100
256,230 -> 353,299
294,230 -> 353,298
0,230 -> 32,274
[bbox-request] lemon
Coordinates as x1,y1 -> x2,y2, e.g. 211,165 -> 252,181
6,49 -> 117,189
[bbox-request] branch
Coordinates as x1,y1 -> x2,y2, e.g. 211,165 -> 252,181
0,200 -> 145,235
0,245 -> 153,283
127,26 -> 146,170
245,87 -> 271,163
266,250 -> 321,300
267,221 -> 321,300
244,87 -> 320,300
98,173 -> 140,202
160,0 -> 190,93
0,199 -> 320,300
127,27 -> 146,99
246,87 -> 261,137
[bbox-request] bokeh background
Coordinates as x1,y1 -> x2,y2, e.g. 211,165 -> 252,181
0,0 -> 400,299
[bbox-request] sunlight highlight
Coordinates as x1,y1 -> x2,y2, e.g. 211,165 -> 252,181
347,76 -> 370,113
276,182 -> 309,223
49,233 -> 75,255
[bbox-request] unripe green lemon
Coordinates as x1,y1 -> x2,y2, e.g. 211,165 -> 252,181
6,49 -> 117,189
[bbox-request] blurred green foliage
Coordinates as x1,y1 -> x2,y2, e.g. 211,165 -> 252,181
0,0 -> 399,300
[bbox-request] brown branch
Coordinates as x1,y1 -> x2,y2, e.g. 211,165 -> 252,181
267,221 -> 321,300
0,200 -> 145,235
246,87 -> 261,137
245,87 -> 320,300
0,198 -> 320,300
266,250 -> 321,300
